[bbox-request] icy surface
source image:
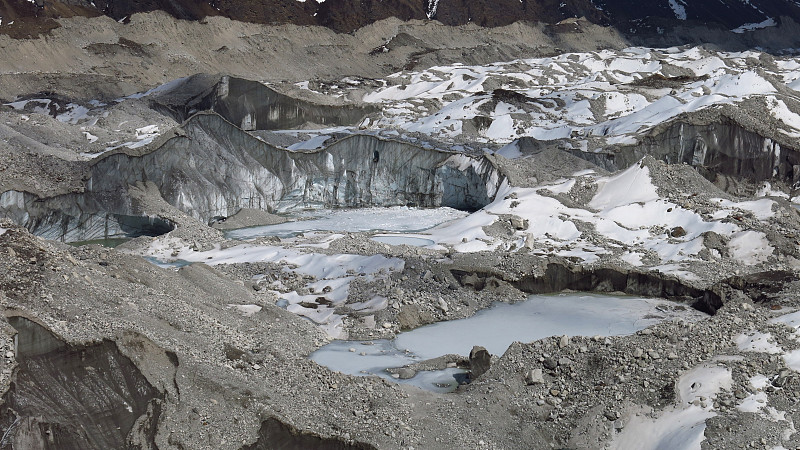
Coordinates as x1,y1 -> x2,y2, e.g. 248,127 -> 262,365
393,293 -> 703,359
312,293 -> 706,391
226,207 -> 467,240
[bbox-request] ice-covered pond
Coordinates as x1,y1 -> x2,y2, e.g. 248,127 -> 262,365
225,206 -> 467,239
311,293 -> 706,392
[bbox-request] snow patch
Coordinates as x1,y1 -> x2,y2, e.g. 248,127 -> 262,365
732,18 -> 778,33
667,0 -> 687,20
83,131 -> 98,143
227,304 -> 262,317
589,162 -> 659,210
613,363 -> 731,450
727,231 -> 773,265
734,331 -> 781,354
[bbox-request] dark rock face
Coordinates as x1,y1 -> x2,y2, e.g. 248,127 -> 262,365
241,417 -> 377,450
453,262 -> 725,314
0,317 -> 162,450
719,271 -> 797,304
516,263 -> 723,314
3,0 -> 800,40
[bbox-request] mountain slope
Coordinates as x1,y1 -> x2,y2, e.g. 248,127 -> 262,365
3,0 -> 800,37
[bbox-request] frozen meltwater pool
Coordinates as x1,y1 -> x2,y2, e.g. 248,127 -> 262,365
311,293 -> 707,392
225,206 -> 467,239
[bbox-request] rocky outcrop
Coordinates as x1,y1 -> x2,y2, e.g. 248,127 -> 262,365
0,317 -> 162,449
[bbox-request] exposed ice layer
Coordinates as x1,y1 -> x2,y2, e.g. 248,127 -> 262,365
225,206 -> 467,239
577,117 -> 800,186
111,114 -> 501,216
4,317 -> 163,449
312,293 -> 706,391
5,112 -> 504,241
0,190 -> 175,242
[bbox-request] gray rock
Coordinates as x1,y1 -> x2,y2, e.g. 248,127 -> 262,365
396,368 -> 417,380
469,346 -> 492,379
510,216 -> 528,230
525,368 -> 545,385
